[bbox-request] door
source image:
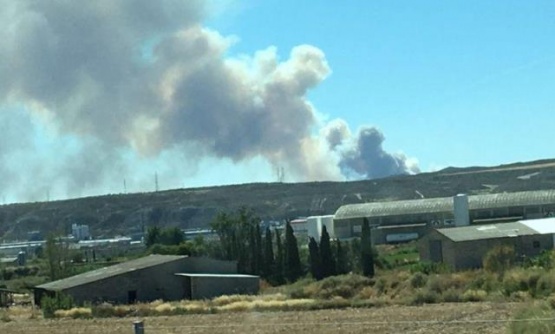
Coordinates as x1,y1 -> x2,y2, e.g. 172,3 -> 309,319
128,290 -> 137,304
429,240 -> 443,262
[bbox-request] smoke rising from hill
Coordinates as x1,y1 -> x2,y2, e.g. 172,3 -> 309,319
0,0 -> 418,202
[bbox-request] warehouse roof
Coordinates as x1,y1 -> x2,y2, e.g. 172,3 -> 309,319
436,217 -> 555,242
36,255 -> 187,291
334,189 -> 555,220
175,273 -> 258,278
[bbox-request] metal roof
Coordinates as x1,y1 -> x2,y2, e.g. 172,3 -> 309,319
175,273 -> 258,278
436,217 -> 555,242
334,190 -> 555,220
36,255 -> 187,291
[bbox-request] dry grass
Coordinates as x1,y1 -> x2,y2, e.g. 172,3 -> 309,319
0,302 -> 525,334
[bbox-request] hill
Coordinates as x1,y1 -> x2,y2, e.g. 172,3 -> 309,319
2,158 -> 555,239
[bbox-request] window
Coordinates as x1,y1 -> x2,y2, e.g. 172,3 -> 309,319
533,241 -> 540,249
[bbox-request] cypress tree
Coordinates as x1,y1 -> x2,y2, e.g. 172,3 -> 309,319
263,228 -> 274,280
319,225 -> 336,278
284,221 -> 302,282
274,229 -> 285,284
255,223 -> 263,276
361,218 -> 375,277
308,237 -> 323,280
335,239 -> 350,275
249,225 -> 257,274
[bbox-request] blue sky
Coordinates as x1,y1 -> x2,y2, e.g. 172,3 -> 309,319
0,1 -> 554,203
209,0 -> 555,170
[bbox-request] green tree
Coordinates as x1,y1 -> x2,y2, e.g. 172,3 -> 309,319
274,229 -> 285,285
159,227 -> 184,246
45,235 -> 70,281
210,207 -> 260,273
262,228 -> 274,280
145,226 -> 161,247
319,225 -> 336,278
361,218 -> 375,277
249,225 -> 257,274
335,239 -> 350,275
255,223 -> 263,276
284,221 -> 302,282
308,237 -> 323,280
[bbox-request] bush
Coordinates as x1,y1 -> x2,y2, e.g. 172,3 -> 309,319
410,262 -> 450,275
483,245 -> 516,274
91,303 -> 115,318
409,272 -> 427,288
41,292 -> 74,319
509,303 -> 555,334
461,289 -> 487,302
410,288 -> 440,305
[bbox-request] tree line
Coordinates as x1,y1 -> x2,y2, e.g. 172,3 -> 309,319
144,208 -> 375,284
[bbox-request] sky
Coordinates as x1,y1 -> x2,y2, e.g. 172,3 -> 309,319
0,0 -> 554,203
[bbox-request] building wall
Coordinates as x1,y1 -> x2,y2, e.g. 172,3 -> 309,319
63,258 -> 188,305
182,257 -> 237,274
36,257 -> 238,305
420,231 -> 555,270
185,276 -> 259,300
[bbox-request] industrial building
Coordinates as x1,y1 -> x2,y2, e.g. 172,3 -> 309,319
34,255 -> 259,306
419,217 -> 555,270
333,190 -> 555,244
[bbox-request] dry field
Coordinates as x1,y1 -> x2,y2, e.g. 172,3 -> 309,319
0,302 -> 526,334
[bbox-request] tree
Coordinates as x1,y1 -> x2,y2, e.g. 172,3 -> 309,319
319,225 -> 336,278
255,223 -> 263,276
308,237 -> 323,280
361,218 -> 375,277
145,226 -> 161,247
45,234 -> 70,281
210,207 -> 261,273
159,227 -> 184,246
274,229 -> 285,285
262,228 -> 274,280
249,225 -> 257,274
284,221 -> 302,282
335,239 -> 350,275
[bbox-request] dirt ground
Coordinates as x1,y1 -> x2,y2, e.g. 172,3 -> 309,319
0,302 -> 525,334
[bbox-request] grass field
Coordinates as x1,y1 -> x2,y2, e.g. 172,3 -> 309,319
0,302 -> 526,334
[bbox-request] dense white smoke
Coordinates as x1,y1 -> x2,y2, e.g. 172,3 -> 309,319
0,0 -> 418,202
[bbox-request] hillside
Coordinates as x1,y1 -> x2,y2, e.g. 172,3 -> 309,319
2,158 -> 555,239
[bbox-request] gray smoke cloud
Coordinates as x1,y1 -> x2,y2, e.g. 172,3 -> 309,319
0,0 -> 418,202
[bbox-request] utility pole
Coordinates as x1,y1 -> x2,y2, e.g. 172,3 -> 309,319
155,172 -> 159,192
123,178 -> 127,194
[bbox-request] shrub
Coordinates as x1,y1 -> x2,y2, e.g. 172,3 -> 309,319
483,245 -> 516,274
509,303 -> 555,334
54,307 -> 92,319
441,288 -> 461,303
461,289 -> 487,302
41,292 -> 74,319
410,288 -> 440,305
410,262 -> 450,275
91,303 -> 115,318
409,272 -> 427,288
534,273 -> 555,297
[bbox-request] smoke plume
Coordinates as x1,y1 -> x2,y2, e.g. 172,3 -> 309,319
0,0 -> 418,202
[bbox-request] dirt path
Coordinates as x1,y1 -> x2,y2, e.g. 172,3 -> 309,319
0,302 -> 527,334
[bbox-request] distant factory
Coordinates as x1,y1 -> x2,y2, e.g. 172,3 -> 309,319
332,189 -> 555,244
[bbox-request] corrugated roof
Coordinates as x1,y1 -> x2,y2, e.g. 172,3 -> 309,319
436,217 -> 555,242
175,273 -> 258,278
334,190 -> 555,220
436,222 -> 537,242
36,255 -> 187,291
